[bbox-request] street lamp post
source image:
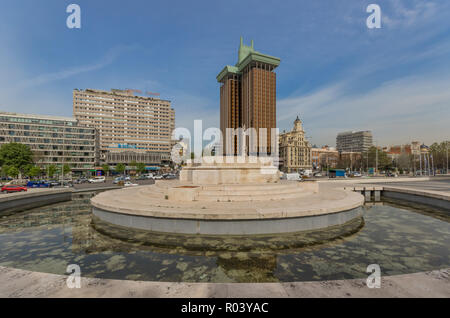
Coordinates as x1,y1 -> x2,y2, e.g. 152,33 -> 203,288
375,141 -> 378,175
447,140 -> 449,175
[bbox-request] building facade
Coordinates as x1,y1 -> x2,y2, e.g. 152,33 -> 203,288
217,37 -> 280,155
73,89 -> 175,167
279,117 -> 312,173
0,111 -> 98,173
311,146 -> 339,170
336,130 -> 373,153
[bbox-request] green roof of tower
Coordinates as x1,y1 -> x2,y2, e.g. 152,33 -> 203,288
217,37 -> 281,82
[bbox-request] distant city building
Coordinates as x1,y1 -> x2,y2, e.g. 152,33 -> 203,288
336,130 -> 373,153
279,116 -> 312,173
0,111 -> 99,173
73,89 -> 175,167
217,37 -> 280,155
386,141 -> 421,160
311,146 -> 339,170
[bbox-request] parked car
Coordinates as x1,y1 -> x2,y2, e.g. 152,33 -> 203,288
153,175 -> 163,180
124,181 -> 138,187
351,172 -> 362,177
1,185 -> 27,193
88,176 -> 106,183
48,180 -> 63,187
73,177 -> 88,184
163,174 -> 177,180
113,176 -> 123,184
285,173 -> 301,181
114,176 -> 131,184
27,180 -> 50,188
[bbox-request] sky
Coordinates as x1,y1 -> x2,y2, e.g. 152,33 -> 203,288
0,0 -> 449,147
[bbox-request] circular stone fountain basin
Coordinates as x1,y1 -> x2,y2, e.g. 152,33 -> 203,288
90,181 -> 364,235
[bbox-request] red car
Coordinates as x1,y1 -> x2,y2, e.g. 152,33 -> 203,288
1,185 -> 27,193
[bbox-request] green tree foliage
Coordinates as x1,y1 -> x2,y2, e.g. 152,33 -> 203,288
1,165 -> 10,178
47,165 -> 57,178
102,164 -> 110,177
28,166 -> 42,179
136,162 -> 146,174
0,143 -> 34,172
8,166 -> 19,178
63,164 -> 71,176
367,146 -> 392,171
115,163 -> 126,175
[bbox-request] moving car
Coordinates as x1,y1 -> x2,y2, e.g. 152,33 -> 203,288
124,181 -> 138,187
88,176 -> 106,183
1,185 -> 27,193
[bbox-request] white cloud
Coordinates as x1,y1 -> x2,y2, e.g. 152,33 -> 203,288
13,45 -> 138,90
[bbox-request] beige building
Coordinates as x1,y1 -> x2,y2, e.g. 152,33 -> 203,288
279,116 -> 312,173
0,111 -> 98,173
73,89 -> 175,166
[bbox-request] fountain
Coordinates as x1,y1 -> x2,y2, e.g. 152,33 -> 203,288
91,156 -> 364,235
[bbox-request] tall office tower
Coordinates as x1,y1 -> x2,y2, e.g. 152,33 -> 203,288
217,37 -> 280,155
336,130 -> 373,153
73,89 -> 175,167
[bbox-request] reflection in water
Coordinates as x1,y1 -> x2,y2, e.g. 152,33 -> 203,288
0,192 -> 449,283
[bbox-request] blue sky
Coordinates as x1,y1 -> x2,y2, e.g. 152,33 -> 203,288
0,0 -> 449,147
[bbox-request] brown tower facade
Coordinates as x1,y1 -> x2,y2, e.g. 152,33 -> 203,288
217,38 -> 280,155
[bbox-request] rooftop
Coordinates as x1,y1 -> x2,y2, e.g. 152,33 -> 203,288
217,37 -> 281,82
0,111 -> 76,122
74,88 -> 172,103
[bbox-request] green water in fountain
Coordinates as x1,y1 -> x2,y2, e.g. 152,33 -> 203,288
0,192 -> 448,283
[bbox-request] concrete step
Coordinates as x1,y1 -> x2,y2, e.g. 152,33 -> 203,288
200,183 -> 302,191
195,191 -> 311,202
198,187 -> 305,196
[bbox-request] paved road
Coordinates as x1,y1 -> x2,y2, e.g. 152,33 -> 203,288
72,178 -> 155,190
366,179 -> 450,193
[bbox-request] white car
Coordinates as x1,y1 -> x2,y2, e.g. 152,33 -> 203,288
88,176 -> 105,183
124,181 -> 138,187
153,175 -> 163,180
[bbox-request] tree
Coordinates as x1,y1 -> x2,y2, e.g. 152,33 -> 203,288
397,153 -> 412,172
29,166 -> 42,179
367,146 -> 392,171
115,163 -> 126,175
0,143 -> 34,173
47,165 -> 57,178
102,164 -> 110,177
429,141 -> 449,171
63,164 -> 71,176
8,166 -> 19,179
136,162 -> 146,175
1,165 -> 10,178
